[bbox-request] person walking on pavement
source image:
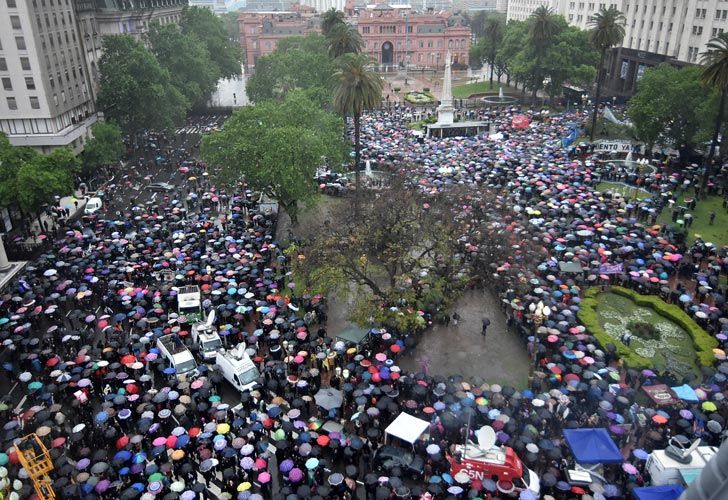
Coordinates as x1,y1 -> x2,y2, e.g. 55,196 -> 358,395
482,317 -> 490,338
452,311 -> 461,326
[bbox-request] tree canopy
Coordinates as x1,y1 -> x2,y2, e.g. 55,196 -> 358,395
82,122 -> 124,175
149,23 -> 220,109
245,34 -> 335,106
201,91 -> 347,222
0,133 -> 78,216
627,64 -> 713,153
181,6 -> 241,78
97,35 -> 188,134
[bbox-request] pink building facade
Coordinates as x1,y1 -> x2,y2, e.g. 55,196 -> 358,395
356,6 -> 471,68
239,5 -> 471,70
238,8 -> 318,70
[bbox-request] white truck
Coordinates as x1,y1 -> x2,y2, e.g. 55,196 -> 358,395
646,438 -> 718,487
156,334 -> 198,379
177,285 -> 203,323
215,343 -> 261,394
191,309 -> 222,361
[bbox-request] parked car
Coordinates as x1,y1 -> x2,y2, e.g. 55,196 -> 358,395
146,182 -> 175,192
373,445 -> 424,479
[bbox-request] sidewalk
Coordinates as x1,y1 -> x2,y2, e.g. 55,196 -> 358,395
24,190 -> 88,244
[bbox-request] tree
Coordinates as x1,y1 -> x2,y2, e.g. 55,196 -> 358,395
246,34 -> 336,106
321,8 -> 346,37
528,5 -> 558,96
201,91 -> 347,223
219,12 -> 241,46
181,6 -> 241,78
332,54 -> 383,212
469,14 -> 506,86
588,6 -> 626,142
149,23 -> 220,109
327,23 -> 364,60
467,11 -> 489,39
82,122 -> 124,175
700,32 -> 728,188
288,176 -> 468,332
497,20 -> 529,87
627,65 -> 708,154
97,35 -> 188,135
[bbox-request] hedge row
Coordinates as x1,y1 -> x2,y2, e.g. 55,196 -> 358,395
577,286 -> 717,369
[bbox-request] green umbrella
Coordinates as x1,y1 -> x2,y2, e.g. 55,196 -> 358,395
28,381 -> 43,391
148,472 -> 164,482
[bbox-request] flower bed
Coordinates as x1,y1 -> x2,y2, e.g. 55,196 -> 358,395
404,91 -> 435,105
578,286 -> 717,374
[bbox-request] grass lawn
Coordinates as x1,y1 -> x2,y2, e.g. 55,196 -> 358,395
452,81 -> 516,99
656,191 -> 728,247
596,181 -> 651,200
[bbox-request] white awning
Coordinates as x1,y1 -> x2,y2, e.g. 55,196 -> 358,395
385,412 -> 430,444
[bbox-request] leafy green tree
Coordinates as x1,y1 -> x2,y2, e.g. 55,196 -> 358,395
0,134 -> 34,209
497,20 -> 529,87
627,65 -> 708,153
149,23 -> 220,108
588,6 -> 626,141
321,8 -> 346,37
82,122 -> 124,175
97,35 -> 188,135
542,25 -> 598,99
327,23 -> 364,59
333,54 -> 383,212
201,92 -> 346,223
219,11 -> 241,46
469,14 -> 505,86
700,32 -> 728,186
466,11 -> 489,39
528,5 -> 559,96
246,34 -> 335,105
181,6 -> 241,78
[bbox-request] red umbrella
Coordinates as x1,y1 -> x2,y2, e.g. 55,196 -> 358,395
166,435 -> 177,448
116,435 -> 129,449
120,354 -> 136,365
52,437 -> 66,448
46,357 -> 60,367
125,384 -> 139,394
316,435 -> 330,447
390,345 -> 401,353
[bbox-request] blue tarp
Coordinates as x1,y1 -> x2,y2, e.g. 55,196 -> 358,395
632,484 -> 684,500
563,428 -> 624,464
672,384 -> 700,403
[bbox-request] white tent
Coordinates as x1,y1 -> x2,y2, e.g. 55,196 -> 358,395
384,412 -> 430,444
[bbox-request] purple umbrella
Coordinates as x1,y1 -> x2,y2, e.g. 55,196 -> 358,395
279,459 -> 294,473
633,449 -> 649,460
240,457 -> 254,470
680,409 -> 693,419
76,458 -> 90,470
289,467 -> 304,482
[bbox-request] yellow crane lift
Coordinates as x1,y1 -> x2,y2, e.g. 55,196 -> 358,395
15,433 -> 55,500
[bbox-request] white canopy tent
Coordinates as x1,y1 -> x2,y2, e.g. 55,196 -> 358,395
384,412 -> 430,444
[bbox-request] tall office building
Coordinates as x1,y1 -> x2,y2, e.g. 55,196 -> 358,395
0,0 -> 97,154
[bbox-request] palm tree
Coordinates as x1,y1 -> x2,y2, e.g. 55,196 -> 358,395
700,32 -> 728,189
529,6 -> 558,97
484,16 -> 505,87
321,8 -> 346,37
333,54 -> 383,212
587,6 -> 626,142
327,22 -> 364,59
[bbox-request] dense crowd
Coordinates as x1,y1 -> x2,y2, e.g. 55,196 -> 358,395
0,107 -> 726,500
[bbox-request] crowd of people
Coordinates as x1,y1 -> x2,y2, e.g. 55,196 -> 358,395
0,105 -> 726,500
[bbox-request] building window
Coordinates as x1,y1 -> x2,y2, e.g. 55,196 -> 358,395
53,94 -> 58,106
20,57 -> 30,71
7,0 -> 17,7
2,78 -> 12,91
692,26 -> 703,35
15,37 -> 26,50
0,58 -> 6,71
6,97 -> 17,110
10,16 -> 21,29
29,96 -> 40,109
25,77 -> 35,90
361,26 -> 369,34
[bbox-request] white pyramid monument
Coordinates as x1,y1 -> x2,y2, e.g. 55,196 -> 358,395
435,50 -> 454,126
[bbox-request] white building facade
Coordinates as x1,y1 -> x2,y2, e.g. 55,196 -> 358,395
0,0 -> 97,154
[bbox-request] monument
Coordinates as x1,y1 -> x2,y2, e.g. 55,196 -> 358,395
426,51 -> 489,138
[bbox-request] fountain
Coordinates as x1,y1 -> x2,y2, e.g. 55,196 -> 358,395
364,160 -> 373,177
481,86 -> 519,106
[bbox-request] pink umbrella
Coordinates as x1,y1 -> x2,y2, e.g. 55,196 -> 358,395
258,472 -> 271,484
289,467 -> 304,482
375,353 -> 387,362
622,463 -> 638,475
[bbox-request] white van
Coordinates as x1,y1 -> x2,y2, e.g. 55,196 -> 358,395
215,344 -> 260,394
84,197 -> 103,214
646,438 -> 718,486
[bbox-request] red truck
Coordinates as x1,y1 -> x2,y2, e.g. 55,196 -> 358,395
448,426 -> 540,495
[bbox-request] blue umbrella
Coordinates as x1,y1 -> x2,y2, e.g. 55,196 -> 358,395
163,367 -> 176,375
95,411 -> 109,423
680,294 -> 692,303
114,450 -> 132,463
